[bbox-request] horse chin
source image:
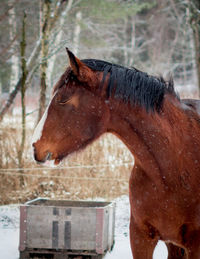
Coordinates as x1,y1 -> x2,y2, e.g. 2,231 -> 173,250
36,152 -> 62,166
54,158 -> 61,165
34,151 -> 53,164
45,152 -> 63,165
53,154 -> 67,165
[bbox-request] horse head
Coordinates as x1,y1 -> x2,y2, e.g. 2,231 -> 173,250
32,49 -> 110,164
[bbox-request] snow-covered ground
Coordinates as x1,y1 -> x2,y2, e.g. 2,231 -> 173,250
0,196 -> 168,259
0,205 -> 19,259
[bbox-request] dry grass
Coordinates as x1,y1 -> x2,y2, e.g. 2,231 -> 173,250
0,113 -> 133,205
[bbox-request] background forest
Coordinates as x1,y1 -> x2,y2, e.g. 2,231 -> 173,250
0,0 -> 199,204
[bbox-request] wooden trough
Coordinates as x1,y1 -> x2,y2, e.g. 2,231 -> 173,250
19,198 -> 115,259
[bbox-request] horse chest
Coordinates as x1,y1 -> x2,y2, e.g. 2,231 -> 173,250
130,168 -> 182,221
129,169 -> 162,217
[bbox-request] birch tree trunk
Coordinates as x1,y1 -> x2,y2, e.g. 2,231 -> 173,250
129,16 -> 136,67
123,16 -> 136,67
73,11 -> 82,56
38,0 -> 51,121
123,17 -> 128,66
188,0 -> 200,94
47,0 -> 74,91
8,0 -> 19,92
18,12 -> 27,187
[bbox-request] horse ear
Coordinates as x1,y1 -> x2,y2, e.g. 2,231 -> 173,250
66,48 -> 94,85
66,48 -> 80,76
66,48 -> 89,77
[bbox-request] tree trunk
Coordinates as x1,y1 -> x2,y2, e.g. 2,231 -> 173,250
73,11 -> 82,56
123,17 -> 128,66
188,0 -> 200,94
129,16 -> 136,67
47,0 -> 74,94
8,0 -> 19,92
37,0 -> 51,121
18,11 -> 27,187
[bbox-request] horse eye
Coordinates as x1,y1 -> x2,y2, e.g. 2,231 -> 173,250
59,99 -> 69,105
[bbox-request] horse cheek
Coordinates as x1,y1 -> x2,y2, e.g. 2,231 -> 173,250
83,125 -> 96,140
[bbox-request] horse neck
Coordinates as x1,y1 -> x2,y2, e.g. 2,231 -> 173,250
107,94 -> 185,186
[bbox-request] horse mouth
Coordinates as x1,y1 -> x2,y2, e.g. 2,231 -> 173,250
47,154 -> 63,165
40,153 -> 64,165
46,152 -> 52,161
54,157 -> 61,165
34,150 -> 53,164
33,145 -> 66,165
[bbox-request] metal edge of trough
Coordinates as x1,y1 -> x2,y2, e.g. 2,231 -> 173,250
19,205 -> 27,251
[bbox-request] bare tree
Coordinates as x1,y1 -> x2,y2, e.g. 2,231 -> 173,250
72,11 -> 82,55
47,0 -> 74,95
187,0 -> 200,94
0,0 -> 75,122
18,11 -> 27,187
8,0 -> 20,92
37,0 -> 51,121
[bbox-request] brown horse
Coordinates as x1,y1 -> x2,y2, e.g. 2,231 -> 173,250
32,49 -> 200,259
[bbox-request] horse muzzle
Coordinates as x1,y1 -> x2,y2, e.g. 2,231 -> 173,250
32,143 -> 52,164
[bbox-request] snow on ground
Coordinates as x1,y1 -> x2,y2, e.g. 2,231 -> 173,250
0,196 -> 168,259
0,205 -> 19,259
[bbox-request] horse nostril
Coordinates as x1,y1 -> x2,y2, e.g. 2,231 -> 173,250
32,142 -> 35,148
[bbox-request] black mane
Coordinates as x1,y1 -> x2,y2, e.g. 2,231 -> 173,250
82,59 -> 177,112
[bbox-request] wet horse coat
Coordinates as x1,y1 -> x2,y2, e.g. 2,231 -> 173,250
32,49 -> 200,258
